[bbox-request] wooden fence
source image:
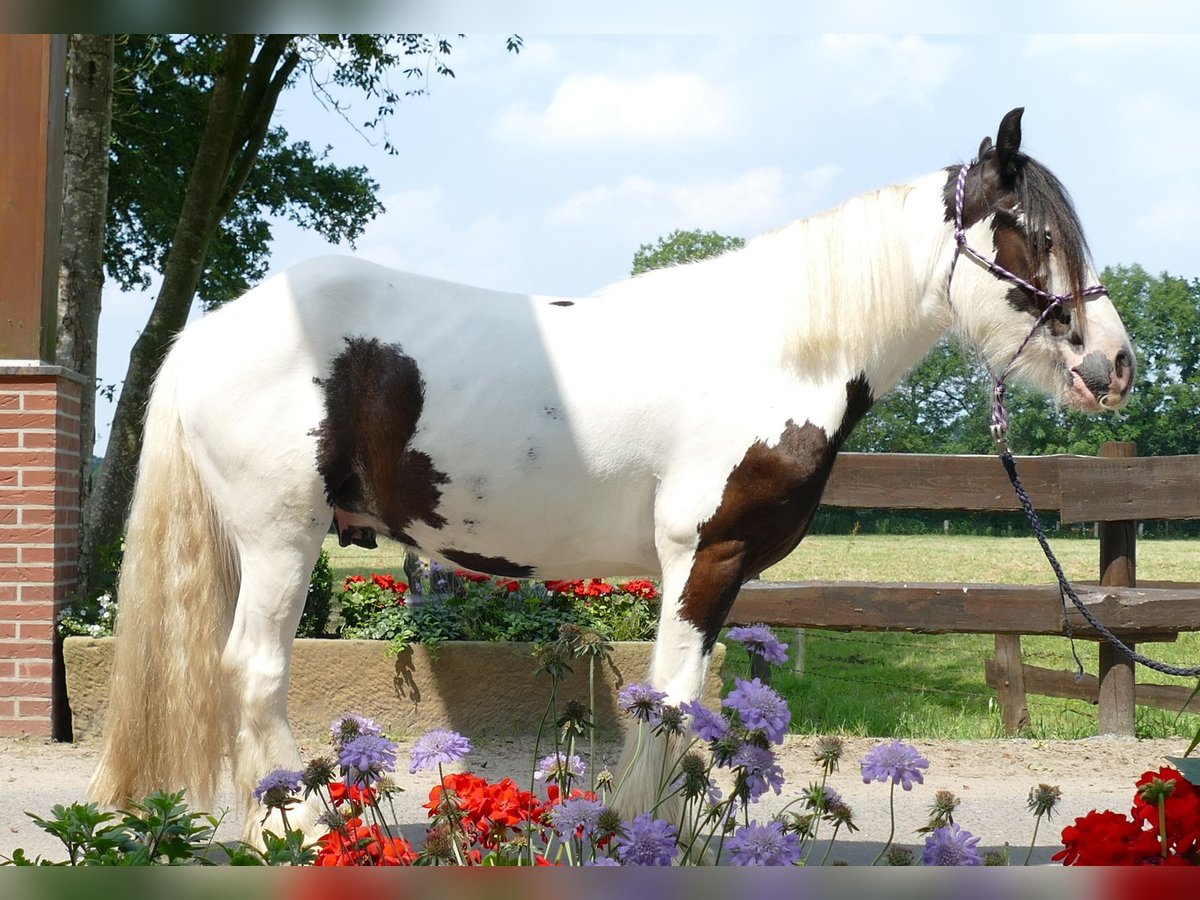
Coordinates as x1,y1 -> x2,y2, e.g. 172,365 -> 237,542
726,442 -> 1200,736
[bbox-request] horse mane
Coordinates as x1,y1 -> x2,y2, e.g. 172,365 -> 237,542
997,151 -> 1096,313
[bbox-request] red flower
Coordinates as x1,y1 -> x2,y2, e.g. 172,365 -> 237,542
499,580 -> 521,593
426,772 -> 548,850
328,781 -> 378,810
454,569 -> 491,583
1131,767 -> 1200,857
1055,809 -> 1160,865
620,579 -> 659,600
315,816 -> 416,866
343,574 -> 366,588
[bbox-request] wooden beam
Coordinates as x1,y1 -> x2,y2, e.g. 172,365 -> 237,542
993,634 -> 1030,734
729,580 -> 1200,635
1059,454 -> 1200,523
821,453 -> 1064,512
985,661 -> 1200,715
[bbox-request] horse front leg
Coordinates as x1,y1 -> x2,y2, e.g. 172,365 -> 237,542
614,532 -> 746,823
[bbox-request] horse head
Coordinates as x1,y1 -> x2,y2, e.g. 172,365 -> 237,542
947,107 -> 1134,413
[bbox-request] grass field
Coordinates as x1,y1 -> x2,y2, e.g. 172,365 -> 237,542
323,533 -> 1200,740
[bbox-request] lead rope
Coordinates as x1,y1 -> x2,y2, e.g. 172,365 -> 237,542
949,163 -> 1200,679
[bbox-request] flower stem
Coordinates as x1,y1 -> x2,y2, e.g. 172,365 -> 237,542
1159,796 -> 1169,859
1023,813 -> 1042,866
871,782 -> 897,866
589,656 -> 597,794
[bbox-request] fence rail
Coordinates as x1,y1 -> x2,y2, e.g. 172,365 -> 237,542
726,442 -> 1200,736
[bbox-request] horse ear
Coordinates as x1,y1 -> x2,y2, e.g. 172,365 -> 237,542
977,136 -> 993,160
996,107 -> 1024,184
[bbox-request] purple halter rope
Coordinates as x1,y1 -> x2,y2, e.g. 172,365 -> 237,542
946,163 -> 1108,447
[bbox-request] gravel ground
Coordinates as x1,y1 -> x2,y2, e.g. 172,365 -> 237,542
0,732 -> 1187,865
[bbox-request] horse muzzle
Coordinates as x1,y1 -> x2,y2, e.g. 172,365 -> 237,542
1069,347 -> 1134,412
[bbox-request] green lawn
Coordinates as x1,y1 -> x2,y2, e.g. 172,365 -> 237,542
323,533 -> 1200,740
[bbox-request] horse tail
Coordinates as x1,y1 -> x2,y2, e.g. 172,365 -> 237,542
89,345 -> 240,809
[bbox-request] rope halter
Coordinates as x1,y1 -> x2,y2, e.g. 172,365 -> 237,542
946,163 -> 1108,449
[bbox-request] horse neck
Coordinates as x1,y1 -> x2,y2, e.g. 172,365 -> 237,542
756,170 -> 954,393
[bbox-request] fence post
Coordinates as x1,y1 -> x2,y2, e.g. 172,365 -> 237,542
1097,441 -> 1137,736
993,634 -> 1030,734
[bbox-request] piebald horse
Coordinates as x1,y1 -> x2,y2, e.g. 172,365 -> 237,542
91,109 -> 1134,839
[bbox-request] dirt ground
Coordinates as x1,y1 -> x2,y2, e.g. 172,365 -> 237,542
0,732 -> 1187,865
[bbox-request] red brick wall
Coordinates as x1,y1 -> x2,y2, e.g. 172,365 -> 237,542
0,367 -> 83,736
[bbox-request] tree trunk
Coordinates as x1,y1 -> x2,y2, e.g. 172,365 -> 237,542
81,36 -> 301,597
81,36 -> 255,596
56,34 -> 114,597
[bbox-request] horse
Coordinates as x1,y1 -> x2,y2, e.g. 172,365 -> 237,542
90,108 -> 1134,841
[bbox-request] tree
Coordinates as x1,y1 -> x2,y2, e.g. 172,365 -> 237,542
631,229 -> 746,276
56,34 -> 115,521
77,34 -> 518,595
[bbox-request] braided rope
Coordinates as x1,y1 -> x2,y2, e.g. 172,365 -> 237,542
948,162 -> 1200,679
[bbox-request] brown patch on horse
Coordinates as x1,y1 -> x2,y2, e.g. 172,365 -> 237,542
438,549 -> 535,579
314,338 -> 449,542
679,376 -> 873,647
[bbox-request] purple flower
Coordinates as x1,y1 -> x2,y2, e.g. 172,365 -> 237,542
723,678 -> 791,743
338,733 -> 398,785
730,743 -> 786,801
680,699 -> 730,743
409,729 -> 473,773
860,739 -> 929,791
726,625 -> 789,665
618,682 -> 668,723
922,823 -> 984,866
534,751 -> 586,783
550,797 -> 606,839
726,820 -> 802,866
330,714 -> 383,747
614,813 -> 679,866
252,768 -> 304,807
585,856 -> 621,866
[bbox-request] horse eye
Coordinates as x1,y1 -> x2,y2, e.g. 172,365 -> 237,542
1042,230 -> 1054,249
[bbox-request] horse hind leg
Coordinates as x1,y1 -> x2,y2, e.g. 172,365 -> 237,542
222,522 -> 330,845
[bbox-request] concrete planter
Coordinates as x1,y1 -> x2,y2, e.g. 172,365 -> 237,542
63,637 -> 725,744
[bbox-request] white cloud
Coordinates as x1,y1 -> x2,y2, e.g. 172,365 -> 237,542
355,187 -> 528,292
548,164 -> 841,239
494,71 -> 733,145
814,35 -> 961,110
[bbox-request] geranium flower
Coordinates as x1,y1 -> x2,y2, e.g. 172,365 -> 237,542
619,579 -> 659,600
1055,809 -> 1160,865
454,569 -> 491,583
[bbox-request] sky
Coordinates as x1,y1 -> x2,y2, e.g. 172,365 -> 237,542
94,32 -> 1200,455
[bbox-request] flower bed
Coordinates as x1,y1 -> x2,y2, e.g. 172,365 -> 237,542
62,637 -> 726,744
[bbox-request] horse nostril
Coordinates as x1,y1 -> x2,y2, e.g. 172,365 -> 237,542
1115,348 -> 1132,374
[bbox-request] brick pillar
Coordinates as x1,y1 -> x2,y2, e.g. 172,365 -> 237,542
0,366 -> 83,736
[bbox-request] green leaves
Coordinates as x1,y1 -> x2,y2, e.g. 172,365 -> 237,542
631,229 -> 747,276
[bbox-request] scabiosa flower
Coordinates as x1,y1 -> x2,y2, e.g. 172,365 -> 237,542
680,699 -> 730,743
1027,783 -> 1062,818
550,797 -> 606,840
654,704 -> 685,736
860,739 -> 929,791
409,729 -> 473,774
674,751 -> 713,801
813,735 -> 845,775
301,756 -> 337,796
803,783 -> 844,813
618,682 -> 668,723
330,714 -> 383,748
723,678 -> 791,743
726,820 -> 802,866
585,857 -> 621,866
252,768 -> 304,808
614,813 -> 679,866
922,823 -> 984,866
339,733 -> 398,784
726,625 -> 789,665
534,751 -> 586,783
731,743 -> 786,801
